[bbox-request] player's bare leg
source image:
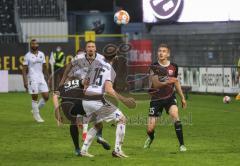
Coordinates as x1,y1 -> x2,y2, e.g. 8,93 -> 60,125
52,92 -> 62,126
31,94 -> 44,122
169,105 -> 187,152
144,116 -> 158,148
52,92 -> 59,112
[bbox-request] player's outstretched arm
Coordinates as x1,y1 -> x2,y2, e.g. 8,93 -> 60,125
22,65 -> 28,90
59,63 -> 72,87
175,81 -> 187,109
105,81 -> 136,109
151,75 -> 178,88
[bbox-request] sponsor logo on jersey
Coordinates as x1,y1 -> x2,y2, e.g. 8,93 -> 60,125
168,69 -> 174,76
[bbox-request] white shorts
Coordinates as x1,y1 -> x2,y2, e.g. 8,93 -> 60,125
82,100 -> 124,124
28,80 -> 49,94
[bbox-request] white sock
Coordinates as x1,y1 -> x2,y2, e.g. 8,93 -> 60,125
81,127 -> 97,152
83,123 -> 88,134
32,100 -> 39,113
115,123 -> 126,152
38,98 -> 46,110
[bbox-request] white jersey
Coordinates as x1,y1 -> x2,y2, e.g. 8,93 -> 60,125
85,60 -> 116,96
23,51 -> 46,83
69,53 -> 105,80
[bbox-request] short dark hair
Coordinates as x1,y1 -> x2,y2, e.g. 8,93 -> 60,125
76,48 -> 84,53
30,39 -> 37,43
158,43 -> 170,51
102,43 -> 118,61
85,40 -> 96,47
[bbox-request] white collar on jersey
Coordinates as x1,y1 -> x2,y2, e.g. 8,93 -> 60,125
30,51 -> 39,56
158,60 -> 170,67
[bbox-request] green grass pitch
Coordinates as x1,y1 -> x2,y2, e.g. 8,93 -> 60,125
0,93 -> 240,166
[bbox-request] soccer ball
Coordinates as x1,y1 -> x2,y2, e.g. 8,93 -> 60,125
223,96 -> 231,104
114,10 -> 130,25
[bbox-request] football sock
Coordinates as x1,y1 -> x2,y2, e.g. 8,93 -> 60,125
82,123 -> 88,141
81,127 -> 97,152
96,127 -> 103,138
38,98 -> 46,110
147,130 -> 155,140
115,123 -> 126,152
70,125 -> 80,150
174,121 -> 184,146
32,100 -> 39,113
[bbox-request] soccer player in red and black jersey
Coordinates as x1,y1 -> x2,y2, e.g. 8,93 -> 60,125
144,43 -> 187,152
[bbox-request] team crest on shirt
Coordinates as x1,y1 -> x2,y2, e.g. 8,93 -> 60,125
168,70 -> 174,76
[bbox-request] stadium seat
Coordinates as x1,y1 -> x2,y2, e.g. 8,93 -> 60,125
17,0 -> 60,18
0,0 -> 16,34
0,0 -> 18,43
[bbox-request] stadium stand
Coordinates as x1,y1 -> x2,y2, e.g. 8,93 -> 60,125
0,0 -> 18,43
0,0 -> 67,43
17,0 -> 60,18
0,0 -> 16,33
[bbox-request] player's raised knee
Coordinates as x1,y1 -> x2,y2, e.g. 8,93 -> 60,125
119,114 -> 127,124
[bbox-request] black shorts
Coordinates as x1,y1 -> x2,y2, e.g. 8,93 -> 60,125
148,94 -> 177,117
60,99 -> 85,123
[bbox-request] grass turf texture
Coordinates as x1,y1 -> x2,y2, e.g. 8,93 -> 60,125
0,93 -> 240,166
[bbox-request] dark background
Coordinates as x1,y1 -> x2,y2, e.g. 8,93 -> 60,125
67,0 -> 142,22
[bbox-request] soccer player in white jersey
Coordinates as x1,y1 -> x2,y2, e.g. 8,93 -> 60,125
71,51 -> 105,142
80,44 -> 136,158
59,41 -> 110,155
22,39 -> 49,123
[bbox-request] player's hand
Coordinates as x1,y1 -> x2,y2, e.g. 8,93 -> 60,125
166,77 -> 178,84
54,107 -> 63,127
83,78 -> 90,86
181,98 -> 187,109
54,91 -> 60,96
48,79 -> 52,87
59,77 -> 71,88
59,81 -> 63,87
122,97 -> 136,109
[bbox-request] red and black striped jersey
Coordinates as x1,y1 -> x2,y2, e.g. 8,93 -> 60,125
149,62 -> 178,100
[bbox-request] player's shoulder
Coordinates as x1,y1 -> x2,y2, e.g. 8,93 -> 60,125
96,53 -> 105,60
100,60 -> 114,72
72,53 -> 85,63
149,61 -> 161,71
151,61 -> 159,66
149,62 -> 159,70
170,62 -> 178,68
101,60 -> 110,67
75,53 -> 85,60
36,51 -> 45,57
25,51 -> 32,57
